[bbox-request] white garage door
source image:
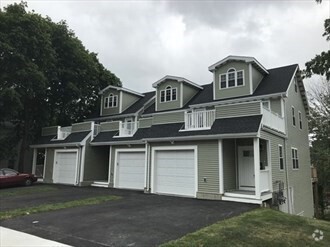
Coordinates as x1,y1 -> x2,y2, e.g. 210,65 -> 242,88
53,151 -> 78,185
116,151 -> 145,190
154,150 -> 196,197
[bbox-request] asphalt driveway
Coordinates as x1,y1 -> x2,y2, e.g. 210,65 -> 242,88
0,184 -> 257,247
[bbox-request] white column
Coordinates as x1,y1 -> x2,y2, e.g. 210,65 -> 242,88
32,148 -> 37,174
219,139 -> 224,194
254,138 -> 261,199
108,146 -> 112,184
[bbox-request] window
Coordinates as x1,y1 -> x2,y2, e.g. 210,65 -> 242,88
292,106 -> 296,126
298,111 -> 302,129
160,86 -> 177,103
292,148 -> 299,169
219,68 -> 244,89
104,94 -> 118,108
279,145 -> 284,170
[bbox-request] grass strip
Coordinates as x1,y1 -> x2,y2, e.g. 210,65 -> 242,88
0,185 -> 58,197
0,195 -> 121,220
162,208 -> 330,247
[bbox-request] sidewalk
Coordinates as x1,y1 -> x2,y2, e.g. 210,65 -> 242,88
0,227 -> 72,247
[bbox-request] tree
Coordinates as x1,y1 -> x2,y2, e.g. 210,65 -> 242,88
0,2 -> 121,171
305,0 -> 330,80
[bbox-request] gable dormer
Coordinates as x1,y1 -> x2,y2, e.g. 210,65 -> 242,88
153,75 -> 203,111
99,85 -> 144,116
208,56 -> 268,100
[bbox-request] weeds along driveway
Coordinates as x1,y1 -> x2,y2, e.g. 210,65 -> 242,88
0,184 -> 257,247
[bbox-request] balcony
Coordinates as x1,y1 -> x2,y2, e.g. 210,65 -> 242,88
262,107 -> 285,133
184,109 -> 215,130
56,126 -> 72,140
118,121 -> 138,137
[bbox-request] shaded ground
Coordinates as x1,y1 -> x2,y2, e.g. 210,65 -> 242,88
0,184 -> 257,247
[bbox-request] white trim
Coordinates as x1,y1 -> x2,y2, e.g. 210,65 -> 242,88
119,91 -> 123,113
100,96 -> 103,116
79,145 -> 86,183
218,139 -> 224,194
150,146 -> 198,198
249,63 -> 253,94
108,146 -> 112,184
218,69 -> 245,90
42,148 -> 47,181
180,83 -> 183,107
152,75 -> 203,89
267,139 -> 273,192
144,143 -> 148,190
280,97 -> 285,118
222,196 -> 263,205
155,89 -> 158,111
213,72 -> 216,100
208,55 -> 269,74
142,108 -> 185,117
99,85 -> 144,97
113,148 -> 146,189
278,144 -> 284,171
285,65 -> 299,97
159,86 -> 178,103
53,149 -> 79,185
30,143 -> 82,148
32,149 -> 37,174
291,147 -> 299,170
254,138 -> 261,199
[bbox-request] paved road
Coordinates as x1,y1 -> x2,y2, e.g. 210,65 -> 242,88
0,185 -> 257,247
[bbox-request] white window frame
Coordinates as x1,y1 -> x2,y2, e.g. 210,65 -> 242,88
104,94 -> 118,108
219,68 -> 245,89
278,145 -> 284,171
160,86 -> 178,103
291,147 -> 299,170
291,106 -> 296,127
298,111 -> 302,130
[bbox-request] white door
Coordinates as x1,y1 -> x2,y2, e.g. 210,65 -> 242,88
116,151 -> 145,190
53,151 -> 78,185
238,146 -> 255,189
153,150 -> 196,197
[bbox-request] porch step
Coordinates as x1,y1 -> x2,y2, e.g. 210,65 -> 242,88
91,181 -> 110,188
222,191 -> 273,205
222,195 -> 263,205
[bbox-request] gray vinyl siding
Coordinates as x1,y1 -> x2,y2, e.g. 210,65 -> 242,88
152,111 -> 184,125
101,88 -> 120,116
71,122 -> 92,132
215,102 -> 261,119
83,138 -> 109,181
260,130 -> 286,190
100,121 -> 120,132
214,61 -> 250,100
149,141 -> 219,195
156,80 -> 181,111
121,91 -> 140,112
182,83 -> 199,106
44,148 -> 55,183
109,145 -> 145,187
42,126 -> 58,136
285,76 -> 314,217
223,139 -> 236,191
270,98 -> 282,116
252,66 -> 264,92
139,118 -> 153,128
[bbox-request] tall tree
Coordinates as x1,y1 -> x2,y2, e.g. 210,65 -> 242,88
0,2 -> 121,171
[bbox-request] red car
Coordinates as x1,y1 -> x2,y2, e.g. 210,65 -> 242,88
0,168 -> 37,188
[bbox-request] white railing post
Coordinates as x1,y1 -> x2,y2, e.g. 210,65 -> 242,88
184,109 -> 215,130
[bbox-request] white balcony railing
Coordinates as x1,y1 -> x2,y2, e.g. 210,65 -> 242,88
184,110 -> 215,130
260,169 -> 271,193
57,126 -> 72,139
262,107 -> 285,133
119,121 -> 138,137
94,124 -> 101,137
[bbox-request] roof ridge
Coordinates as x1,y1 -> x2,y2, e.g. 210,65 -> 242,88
267,64 -> 298,71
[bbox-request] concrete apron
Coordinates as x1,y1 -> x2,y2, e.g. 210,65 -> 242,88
0,227 -> 71,247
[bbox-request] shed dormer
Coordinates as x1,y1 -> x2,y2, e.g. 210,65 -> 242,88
208,56 -> 268,100
99,85 -> 144,116
152,75 -> 203,111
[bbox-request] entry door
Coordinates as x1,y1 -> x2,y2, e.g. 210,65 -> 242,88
238,146 -> 255,189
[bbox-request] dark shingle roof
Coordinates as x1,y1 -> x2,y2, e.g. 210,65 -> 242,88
91,115 -> 262,144
122,91 -> 155,114
142,64 -> 297,115
32,131 -> 90,146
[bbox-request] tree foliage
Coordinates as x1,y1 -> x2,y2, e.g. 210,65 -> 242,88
0,2 -> 121,170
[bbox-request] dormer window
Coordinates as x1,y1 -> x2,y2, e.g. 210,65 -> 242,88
160,86 -> 177,103
219,68 -> 244,89
104,93 -> 118,108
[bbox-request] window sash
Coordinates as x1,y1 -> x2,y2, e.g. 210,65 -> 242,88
292,107 -> 296,126
172,88 -> 177,101
219,70 -> 244,89
298,112 -> 302,129
279,145 -> 284,170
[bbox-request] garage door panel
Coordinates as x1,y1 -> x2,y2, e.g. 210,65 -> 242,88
53,151 -> 77,185
154,149 -> 196,197
116,151 -> 145,190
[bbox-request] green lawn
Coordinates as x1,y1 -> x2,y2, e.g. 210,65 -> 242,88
163,208 -> 330,247
0,185 -> 58,196
0,195 -> 121,220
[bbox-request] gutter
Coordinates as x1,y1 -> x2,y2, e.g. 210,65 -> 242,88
30,142 -> 83,148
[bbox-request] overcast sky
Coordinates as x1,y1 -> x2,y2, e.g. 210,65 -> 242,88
2,0 -> 329,92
